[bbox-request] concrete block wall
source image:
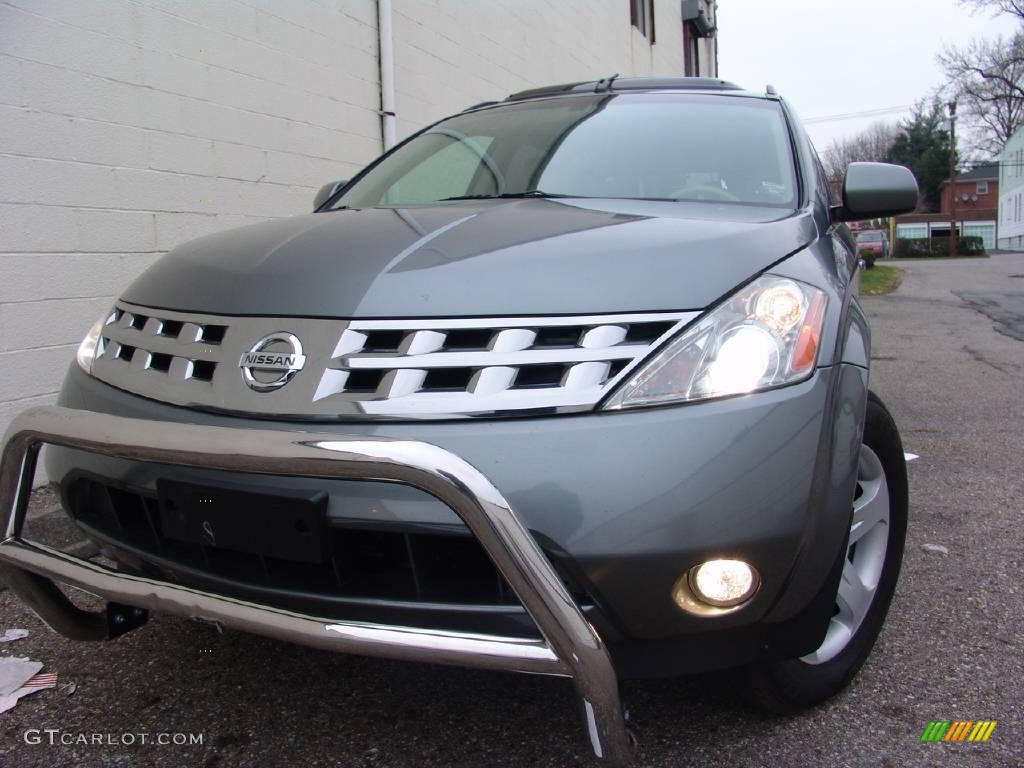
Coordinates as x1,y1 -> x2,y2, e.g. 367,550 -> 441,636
0,0 -> 383,448
390,0 -> 688,139
0,0 -> 697,463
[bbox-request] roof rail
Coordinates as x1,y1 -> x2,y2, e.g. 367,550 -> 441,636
462,100 -> 500,112
506,76 -> 744,102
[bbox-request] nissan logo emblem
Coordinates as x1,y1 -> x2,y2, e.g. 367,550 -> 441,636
238,332 -> 307,392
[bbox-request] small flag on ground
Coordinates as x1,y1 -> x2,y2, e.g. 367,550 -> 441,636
0,663 -> 58,714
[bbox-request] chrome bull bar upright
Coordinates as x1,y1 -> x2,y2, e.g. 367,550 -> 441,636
0,406 -> 631,763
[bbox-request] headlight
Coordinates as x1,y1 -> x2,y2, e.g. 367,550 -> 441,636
76,313 -> 110,375
602,276 -> 827,409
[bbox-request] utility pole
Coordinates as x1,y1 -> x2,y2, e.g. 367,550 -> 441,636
947,101 -> 957,258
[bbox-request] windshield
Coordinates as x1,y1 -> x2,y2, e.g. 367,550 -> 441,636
330,93 -> 799,209
857,232 -> 883,242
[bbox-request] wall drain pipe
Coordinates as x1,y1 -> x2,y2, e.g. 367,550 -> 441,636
377,0 -> 396,151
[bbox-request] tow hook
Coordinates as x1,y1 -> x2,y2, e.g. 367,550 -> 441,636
106,603 -> 148,639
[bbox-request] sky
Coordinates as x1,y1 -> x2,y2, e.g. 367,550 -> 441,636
717,0 -> 1019,150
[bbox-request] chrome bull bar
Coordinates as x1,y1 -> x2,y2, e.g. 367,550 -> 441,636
0,406 -> 631,763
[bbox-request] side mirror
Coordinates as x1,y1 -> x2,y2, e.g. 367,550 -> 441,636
313,180 -> 348,211
833,162 -> 918,222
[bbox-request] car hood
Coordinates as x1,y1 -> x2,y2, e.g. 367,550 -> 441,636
123,199 -> 816,317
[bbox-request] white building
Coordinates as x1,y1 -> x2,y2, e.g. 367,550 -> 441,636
998,125 -> 1024,250
0,0 -> 719,446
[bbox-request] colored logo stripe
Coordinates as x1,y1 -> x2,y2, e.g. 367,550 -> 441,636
921,720 -> 996,742
944,721 -> 973,741
969,721 -> 997,742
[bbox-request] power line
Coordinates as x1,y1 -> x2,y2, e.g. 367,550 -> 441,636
803,104 -> 914,125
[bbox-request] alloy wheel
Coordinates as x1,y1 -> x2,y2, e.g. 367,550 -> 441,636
801,444 -> 890,665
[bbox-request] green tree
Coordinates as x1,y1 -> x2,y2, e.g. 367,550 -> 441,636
886,100 -> 957,212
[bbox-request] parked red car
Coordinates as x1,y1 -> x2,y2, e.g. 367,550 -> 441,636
855,230 -> 889,267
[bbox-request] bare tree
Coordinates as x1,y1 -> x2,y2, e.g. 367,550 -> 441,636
940,33 -> 1024,158
821,122 -> 900,184
958,0 -> 1024,22
942,2 -> 1024,158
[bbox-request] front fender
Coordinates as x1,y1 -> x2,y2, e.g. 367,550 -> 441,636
842,296 -> 871,369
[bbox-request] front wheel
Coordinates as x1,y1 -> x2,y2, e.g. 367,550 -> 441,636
744,391 -> 908,714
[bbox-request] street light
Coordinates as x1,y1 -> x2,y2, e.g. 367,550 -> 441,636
947,101 -> 957,258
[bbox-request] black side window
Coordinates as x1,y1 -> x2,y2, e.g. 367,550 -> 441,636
810,147 -> 836,207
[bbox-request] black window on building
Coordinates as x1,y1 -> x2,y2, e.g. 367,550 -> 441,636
681,0 -> 715,76
630,0 -> 656,42
683,22 -> 699,76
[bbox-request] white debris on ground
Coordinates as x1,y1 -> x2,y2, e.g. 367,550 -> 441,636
0,655 -> 57,714
921,544 -> 950,555
904,452 -> 919,462
0,629 -> 28,643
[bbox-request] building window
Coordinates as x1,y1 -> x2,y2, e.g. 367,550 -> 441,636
630,0 -> 655,42
896,223 -> 928,240
976,180 -> 988,195
963,222 -> 996,250
681,1 -> 715,77
683,22 -> 700,75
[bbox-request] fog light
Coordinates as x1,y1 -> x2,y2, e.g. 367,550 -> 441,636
690,559 -> 757,607
672,559 -> 760,615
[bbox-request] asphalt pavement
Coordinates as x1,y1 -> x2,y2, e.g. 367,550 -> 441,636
2,253 -> 1023,767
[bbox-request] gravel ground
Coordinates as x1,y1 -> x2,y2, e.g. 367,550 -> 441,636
2,253 -> 1023,767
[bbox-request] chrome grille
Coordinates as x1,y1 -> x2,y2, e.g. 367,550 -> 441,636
90,301 -> 698,420
97,306 -> 226,384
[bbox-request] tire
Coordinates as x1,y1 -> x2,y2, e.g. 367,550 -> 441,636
743,391 -> 908,714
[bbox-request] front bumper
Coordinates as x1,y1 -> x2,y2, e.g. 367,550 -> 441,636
47,361 -> 866,664
1,406 -> 630,762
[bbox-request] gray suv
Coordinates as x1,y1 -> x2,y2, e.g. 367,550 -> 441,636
0,77 -> 918,763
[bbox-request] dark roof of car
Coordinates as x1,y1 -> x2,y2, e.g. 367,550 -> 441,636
953,163 -> 998,182
505,76 -> 745,102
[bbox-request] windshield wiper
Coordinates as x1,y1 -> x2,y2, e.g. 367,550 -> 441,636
438,190 -> 577,202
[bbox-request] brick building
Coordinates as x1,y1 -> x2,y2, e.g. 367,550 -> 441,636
938,164 -> 999,215
0,0 -> 719,446
894,163 -> 998,250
